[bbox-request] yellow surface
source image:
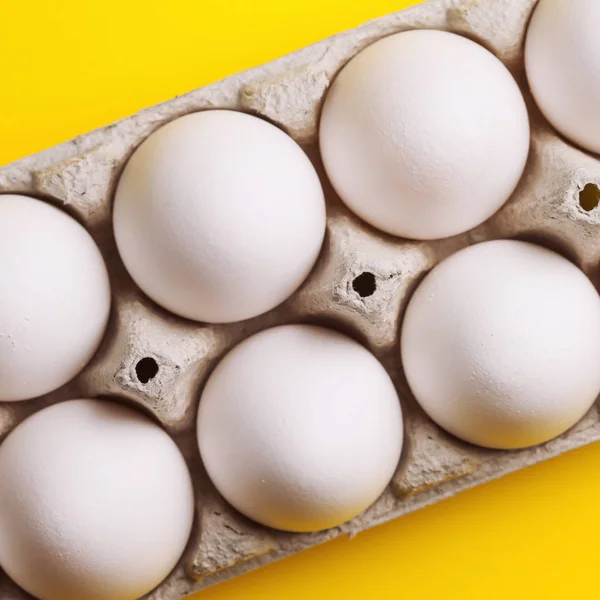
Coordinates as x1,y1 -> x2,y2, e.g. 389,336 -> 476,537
2,1 -> 600,598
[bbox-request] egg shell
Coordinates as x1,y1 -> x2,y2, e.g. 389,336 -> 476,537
401,240 -> 600,450
197,324 -> 403,532
113,110 -> 326,324
0,195 -> 111,402
526,0 -> 600,154
5,0 -> 600,597
0,399 -> 195,600
319,29 -> 530,240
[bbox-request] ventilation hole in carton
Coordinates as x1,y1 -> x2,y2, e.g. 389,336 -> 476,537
135,357 -> 159,384
579,183 -> 600,212
352,272 -> 377,297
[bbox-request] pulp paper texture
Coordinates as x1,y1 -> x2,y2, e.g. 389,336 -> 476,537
2,0 -> 600,597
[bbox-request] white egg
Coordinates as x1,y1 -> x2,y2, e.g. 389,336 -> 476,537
0,195 -> 111,402
0,399 -> 195,600
401,240 -> 600,450
526,0 -> 600,154
197,325 -> 403,532
319,30 -> 530,240
113,110 -> 326,324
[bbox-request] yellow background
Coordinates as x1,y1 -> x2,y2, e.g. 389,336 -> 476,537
2,1 -> 599,598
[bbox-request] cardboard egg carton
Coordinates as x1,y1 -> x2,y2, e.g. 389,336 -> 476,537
2,0 -> 600,597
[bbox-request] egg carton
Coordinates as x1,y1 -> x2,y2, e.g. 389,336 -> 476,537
1,0 -> 599,597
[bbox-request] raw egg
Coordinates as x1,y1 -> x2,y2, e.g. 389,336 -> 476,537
526,0 -> 600,154
401,240 -> 600,449
0,399 -> 194,600
320,30 -> 530,240
114,110 -> 326,324
0,195 -> 110,402
197,324 -> 403,532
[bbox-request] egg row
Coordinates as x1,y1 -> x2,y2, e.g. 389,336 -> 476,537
3,5 -> 597,404
2,238 -> 600,600
0,325 -> 399,600
0,25 -> 581,403
96,0 -> 600,326
115,28 -> 528,325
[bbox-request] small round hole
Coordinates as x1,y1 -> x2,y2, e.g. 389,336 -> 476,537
135,357 -> 159,384
579,183 -> 600,212
352,272 -> 377,297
